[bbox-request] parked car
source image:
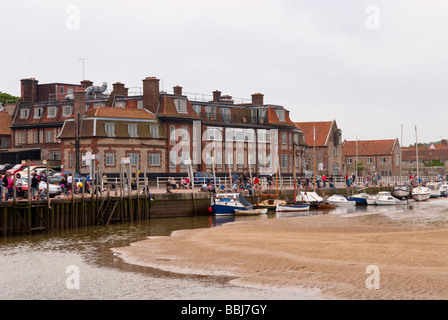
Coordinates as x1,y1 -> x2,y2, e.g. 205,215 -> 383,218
193,172 -> 220,185
6,163 -> 38,175
20,177 -> 63,198
49,172 -> 83,185
0,164 -> 13,175
16,166 -> 55,178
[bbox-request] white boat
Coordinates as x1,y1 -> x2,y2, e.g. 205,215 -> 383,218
211,193 -> 254,215
347,193 -> 370,205
374,191 -> 407,205
440,183 -> 448,197
326,194 -> 356,206
234,208 -> 268,216
295,191 -> 323,206
426,182 -> 441,198
391,185 -> 411,198
411,186 -> 431,201
275,202 -> 310,212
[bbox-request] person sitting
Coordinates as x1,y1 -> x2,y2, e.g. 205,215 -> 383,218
180,177 -> 188,189
200,183 -> 208,192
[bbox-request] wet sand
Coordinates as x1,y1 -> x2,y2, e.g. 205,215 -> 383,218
113,202 -> 448,300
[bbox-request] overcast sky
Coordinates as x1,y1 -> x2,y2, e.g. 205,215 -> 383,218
1,0 -> 447,146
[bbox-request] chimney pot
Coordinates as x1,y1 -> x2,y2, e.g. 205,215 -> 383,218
173,85 -> 183,95
213,90 -> 221,102
251,93 -> 264,106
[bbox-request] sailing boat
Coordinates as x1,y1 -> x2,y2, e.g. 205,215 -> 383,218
411,125 -> 430,201
392,125 -> 411,199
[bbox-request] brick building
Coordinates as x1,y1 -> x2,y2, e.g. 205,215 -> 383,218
295,120 -> 344,177
343,139 -> 401,177
401,141 -> 448,176
16,76 -> 305,177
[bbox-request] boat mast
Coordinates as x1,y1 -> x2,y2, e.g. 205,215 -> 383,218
401,124 -> 403,183
293,145 -> 297,203
415,125 -> 419,185
313,126 -> 316,192
356,134 -> 358,190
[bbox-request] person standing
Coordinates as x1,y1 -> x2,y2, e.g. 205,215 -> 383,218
31,172 -> 39,200
16,173 -> 23,198
5,173 -> 14,201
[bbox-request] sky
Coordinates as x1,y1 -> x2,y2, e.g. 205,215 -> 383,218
1,0 -> 447,146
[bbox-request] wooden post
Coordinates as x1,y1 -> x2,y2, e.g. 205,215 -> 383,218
46,160 -> 50,208
13,172 -> 16,205
128,164 -> 132,222
27,160 -> 31,203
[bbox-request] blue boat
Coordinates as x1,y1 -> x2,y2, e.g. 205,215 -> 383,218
347,193 -> 369,205
210,193 -> 253,216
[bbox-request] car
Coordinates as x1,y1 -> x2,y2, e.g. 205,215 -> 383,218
16,166 -> 55,178
20,177 -> 63,198
193,172 -> 220,185
6,163 -> 38,175
49,172 -> 83,184
0,164 -> 13,175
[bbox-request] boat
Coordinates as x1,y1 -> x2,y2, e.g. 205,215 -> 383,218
440,183 -> 448,197
234,208 -> 268,216
426,182 -> 441,198
256,198 -> 287,210
391,185 -> 411,198
210,193 -> 254,215
347,193 -> 371,205
296,191 -> 323,207
374,191 -> 407,205
411,186 -> 431,202
326,194 -> 356,206
275,202 -> 310,213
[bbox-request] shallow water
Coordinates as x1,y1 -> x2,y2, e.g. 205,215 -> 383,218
1,197 -> 447,300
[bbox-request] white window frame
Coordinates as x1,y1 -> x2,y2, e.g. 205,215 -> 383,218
34,107 -> 43,119
205,106 -> 216,118
104,123 -> 115,137
127,153 -> 139,166
18,131 -> 25,144
174,99 -> 187,113
115,101 -> 126,108
62,105 -> 72,117
220,108 -> 231,122
128,124 -> 138,138
137,100 -> 143,109
150,125 -> 159,138
105,153 -> 115,166
276,109 -> 285,122
45,131 -> 53,143
367,157 -> 373,164
20,109 -> 30,119
347,158 -> 352,164
380,157 -> 386,164
148,153 -> 161,166
47,106 -> 57,118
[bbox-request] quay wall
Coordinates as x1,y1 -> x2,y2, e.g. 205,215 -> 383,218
0,186 -> 393,237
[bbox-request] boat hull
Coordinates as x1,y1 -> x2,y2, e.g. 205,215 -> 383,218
235,208 -> 268,216
347,197 -> 368,205
411,187 -> 431,201
275,203 -> 310,212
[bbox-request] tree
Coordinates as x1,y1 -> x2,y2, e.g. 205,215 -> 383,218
0,92 -> 20,107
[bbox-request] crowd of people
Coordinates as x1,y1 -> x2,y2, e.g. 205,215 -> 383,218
0,169 -> 49,202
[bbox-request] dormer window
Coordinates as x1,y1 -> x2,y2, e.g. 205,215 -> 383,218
47,106 -> 57,118
205,106 -> 216,119
193,104 -> 201,115
20,108 -> 30,119
220,108 -> 231,123
105,123 -> 115,137
128,124 -> 138,138
115,101 -> 126,108
33,107 -> 44,119
62,105 -> 72,117
275,109 -> 285,122
174,99 -> 187,113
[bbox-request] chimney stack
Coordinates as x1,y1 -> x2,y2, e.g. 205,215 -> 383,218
213,90 -> 221,102
251,93 -> 264,106
20,78 -> 38,102
441,139 -> 447,147
73,89 -> 86,137
112,82 -> 128,96
173,85 -> 183,95
80,80 -> 93,89
142,77 -> 160,114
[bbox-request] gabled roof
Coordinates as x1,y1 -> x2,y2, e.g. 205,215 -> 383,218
402,147 -> 448,161
84,106 -> 157,120
343,139 -> 398,156
295,121 -> 333,147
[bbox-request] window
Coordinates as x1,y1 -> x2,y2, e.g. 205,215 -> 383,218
69,154 -> 74,167
150,125 -> 159,138
115,101 -> 126,108
244,130 -> 254,142
206,151 -> 211,168
281,154 -> 288,168
217,151 -> 223,168
207,127 -> 222,141
235,129 -> 244,142
282,133 -> 287,145
47,107 -> 57,118
127,124 -> 138,138
333,163 -> 338,176
49,151 -> 60,160
275,109 -> 285,121
193,104 -> 201,115
251,109 -> 257,123
333,147 -> 338,157
18,132 -> 25,144
174,99 -> 187,113
137,100 -> 143,109
148,153 -> 161,166
257,129 -> 270,143
182,126 -> 188,140
45,131 -> 53,143
221,108 -> 231,122
95,102 -> 105,108
395,154 -> 400,166
367,157 -> 373,164
20,109 -> 30,119
258,109 -> 267,122
169,150 -> 176,168
347,158 -> 352,164
105,153 -> 115,166
205,106 -> 216,118
62,105 -> 72,117
380,157 -> 386,164
237,153 -> 244,168
170,125 -> 176,144
33,131 -> 38,143
105,123 -> 115,137
127,153 -> 139,166
60,86 -> 64,94
34,107 -> 43,119
67,88 -> 74,95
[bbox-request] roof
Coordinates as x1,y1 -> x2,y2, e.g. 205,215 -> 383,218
84,106 -> 157,120
343,139 -> 398,156
402,147 -> 448,161
0,111 -> 12,135
295,121 -> 333,146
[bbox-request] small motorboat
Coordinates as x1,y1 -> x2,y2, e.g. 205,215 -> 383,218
326,194 -> 356,206
347,193 -> 370,205
211,193 -> 254,216
275,202 -> 310,212
234,208 -> 268,216
256,198 -> 287,210
411,186 -> 431,202
391,185 -> 411,198
426,182 -> 441,198
374,191 -> 407,205
440,183 -> 448,197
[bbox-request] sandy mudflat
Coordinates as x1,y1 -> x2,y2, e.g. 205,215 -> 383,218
113,207 -> 448,300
